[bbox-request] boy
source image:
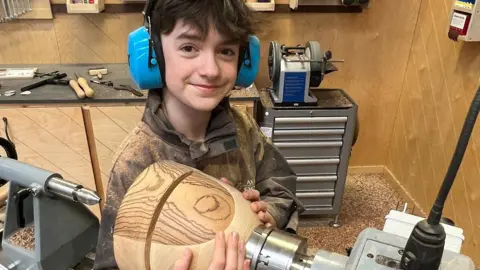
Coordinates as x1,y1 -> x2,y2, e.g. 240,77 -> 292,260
93,0 -> 304,269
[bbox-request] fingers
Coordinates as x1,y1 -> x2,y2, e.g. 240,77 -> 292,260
258,211 -> 277,228
243,259 -> 251,270
242,189 -> 260,201
209,232 -> 226,270
250,201 -> 268,213
225,232 -> 239,270
237,239 -> 246,270
220,177 -> 233,186
172,248 -> 193,270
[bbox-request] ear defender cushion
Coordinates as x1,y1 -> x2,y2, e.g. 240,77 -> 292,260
235,35 -> 260,88
128,27 -> 260,90
127,26 -> 163,90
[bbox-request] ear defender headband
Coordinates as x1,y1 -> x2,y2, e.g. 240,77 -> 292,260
127,0 -> 261,90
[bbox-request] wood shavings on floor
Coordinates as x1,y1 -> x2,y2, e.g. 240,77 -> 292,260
297,173 -> 413,256
8,225 -> 35,250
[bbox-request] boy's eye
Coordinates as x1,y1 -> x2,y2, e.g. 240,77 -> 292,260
221,49 -> 235,56
180,45 -> 197,53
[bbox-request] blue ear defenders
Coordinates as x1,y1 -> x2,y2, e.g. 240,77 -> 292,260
127,0 -> 261,90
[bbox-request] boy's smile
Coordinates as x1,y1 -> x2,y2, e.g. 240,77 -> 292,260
160,19 -> 240,112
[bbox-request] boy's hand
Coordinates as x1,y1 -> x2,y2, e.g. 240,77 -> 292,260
220,178 -> 277,228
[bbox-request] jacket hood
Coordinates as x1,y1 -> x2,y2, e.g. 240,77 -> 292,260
141,89 -> 239,160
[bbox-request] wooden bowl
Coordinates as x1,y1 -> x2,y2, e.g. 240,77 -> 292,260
113,160 -> 262,270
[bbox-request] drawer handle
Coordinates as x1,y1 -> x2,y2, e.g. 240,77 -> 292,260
275,142 -> 342,148
275,117 -> 348,124
287,159 -> 340,165
274,129 -> 345,136
296,192 -> 335,198
275,129 -> 345,135
297,175 -> 337,182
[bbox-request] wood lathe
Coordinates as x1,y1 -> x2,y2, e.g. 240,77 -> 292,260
0,86 -> 477,269
111,157 -> 476,270
0,157 -> 101,270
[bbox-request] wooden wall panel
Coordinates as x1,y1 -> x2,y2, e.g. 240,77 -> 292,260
1,3 -> 421,166
386,0 -> 480,264
20,0 -> 53,19
0,108 -> 101,218
0,20 -> 60,63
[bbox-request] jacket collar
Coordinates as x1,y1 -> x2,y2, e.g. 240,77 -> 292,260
141,89 -> 239,160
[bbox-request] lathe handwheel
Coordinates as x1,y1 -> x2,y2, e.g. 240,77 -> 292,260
305,40 -> 323,87
268,41 -> 281,83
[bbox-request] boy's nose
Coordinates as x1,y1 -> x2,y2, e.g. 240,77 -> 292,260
199,53 -> 220,79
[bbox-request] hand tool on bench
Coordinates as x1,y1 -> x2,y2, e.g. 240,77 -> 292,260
20,72 -> 69,91
113,84 -> 144,97
88,67 -> 108,80
74,73 -> 95,98
89,80 -> 144,97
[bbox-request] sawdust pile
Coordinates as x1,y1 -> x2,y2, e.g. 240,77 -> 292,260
8,225 -> 35,250
297,173 -> 421,256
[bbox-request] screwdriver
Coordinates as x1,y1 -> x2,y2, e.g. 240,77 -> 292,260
75,72 -> 95,98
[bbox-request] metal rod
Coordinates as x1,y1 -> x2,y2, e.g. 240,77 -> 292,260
282,55 -> 345,63
0,0 -> 7,22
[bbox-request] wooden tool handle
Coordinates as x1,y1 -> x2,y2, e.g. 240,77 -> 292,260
78,77 -> 95,98
69,80 -> 86,99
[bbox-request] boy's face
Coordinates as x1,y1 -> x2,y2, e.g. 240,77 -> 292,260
160,19 -> 240,112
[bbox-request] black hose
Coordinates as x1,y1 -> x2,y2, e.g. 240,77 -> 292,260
3,117 -> 14,148
428,85 -> 480,225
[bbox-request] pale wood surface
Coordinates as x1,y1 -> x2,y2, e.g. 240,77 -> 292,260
114,160 -> 262,270
0,108 -> 101,218
0,7 -> 419,166
386,0 -> 480,263
20,0 -> 53,19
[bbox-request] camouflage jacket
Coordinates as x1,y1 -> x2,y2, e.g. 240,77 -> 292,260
93,90 -> 305,269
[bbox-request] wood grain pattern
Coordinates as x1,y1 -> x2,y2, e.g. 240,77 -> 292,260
114,161 -> 192,270
114,160 -> 262,270
153,173 -> 234,246
386,0 -> 480,264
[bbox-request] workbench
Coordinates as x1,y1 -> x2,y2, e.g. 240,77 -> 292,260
0,63 -> 261,218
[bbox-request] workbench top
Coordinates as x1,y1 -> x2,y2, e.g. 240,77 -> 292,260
0,64 -> 259,107
259,87 -> 356,109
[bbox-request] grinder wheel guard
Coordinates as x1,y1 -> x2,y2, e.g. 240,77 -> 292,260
113,160 -> 262,270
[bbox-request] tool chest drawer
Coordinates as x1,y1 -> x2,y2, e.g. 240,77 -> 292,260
261,88 -> 358,219
302,207 -> 333,215
296,191 -> 335,208
274,141 -> 342,159
273,129 -> 345,142
287,158 -> 339,175
296,175 -> 337,192
274,116 -> 347,130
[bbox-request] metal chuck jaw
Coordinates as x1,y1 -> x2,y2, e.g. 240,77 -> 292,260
245,225 -> 349,270
246,225 -> 311,269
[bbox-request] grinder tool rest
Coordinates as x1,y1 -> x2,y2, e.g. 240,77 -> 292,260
0,157 -> 101,270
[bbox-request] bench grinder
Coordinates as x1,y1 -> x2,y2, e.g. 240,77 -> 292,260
0,157 -> 101,270
267,40 -> 342,106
